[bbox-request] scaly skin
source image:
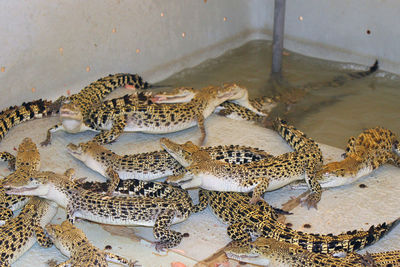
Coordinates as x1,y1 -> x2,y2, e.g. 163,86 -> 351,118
66,140 -> 273,182
0,99 -> 55,168
216,60 -> 379,122
0,137 -> 41,224
0,197 -> 58,266
164,118 -> 323,209
41,73 -> 151,146
46,220 -> 137,267
201,190 -> 399,254
80,83 -> 256,145
319,127 -> 400,188
225,237 -> 400,267
4,167 -> 206,251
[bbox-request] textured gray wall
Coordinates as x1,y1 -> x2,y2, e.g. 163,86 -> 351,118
0,1 -> 398,109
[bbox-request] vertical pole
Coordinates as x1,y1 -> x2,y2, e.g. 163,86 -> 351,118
271,0 -> 286,74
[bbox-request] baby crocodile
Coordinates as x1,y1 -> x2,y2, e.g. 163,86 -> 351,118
62,83 -> 256,145
201,189 -> 400,254
225,237 -> 400,267
46,220 -> 137,267
4,167 -> 206,250
319,127 -> 400,188
41,73 -> 151,146
0,197 -> 58,266
67,140 -> 272,181
215,60 -> 379,122
0,137 -> 41,224
164,118 -> 323,208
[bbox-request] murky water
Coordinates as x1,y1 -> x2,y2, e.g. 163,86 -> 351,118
158,40 -> 400,148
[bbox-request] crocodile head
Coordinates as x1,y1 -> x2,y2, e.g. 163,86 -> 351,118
151,87 -> 196,104
318,156 -> 372,187
67,141 -> 115,177
4,171 -> 72,206
160,138 -> 206,167
15,137 -> 41,171
60,102 -> 84,133
46,220 -> 86,256
226,237 -> 308,266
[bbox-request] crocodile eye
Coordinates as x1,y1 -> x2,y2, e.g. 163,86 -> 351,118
29,177 -> 34,181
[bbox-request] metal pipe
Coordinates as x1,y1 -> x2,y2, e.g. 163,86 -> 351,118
271,0 -> 286,74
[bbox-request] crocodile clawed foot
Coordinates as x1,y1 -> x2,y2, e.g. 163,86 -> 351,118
154,241 -> 168,252
249,195 -> 263,205
7,159 -> 16,171
40,139 -> 51,147
128,260 -> 141,267
360,251 -> 377,267
300,193 -> 320,210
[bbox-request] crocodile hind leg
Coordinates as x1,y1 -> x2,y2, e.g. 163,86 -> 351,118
0,152 -> 16,170
343,136 -> 357,158
227,222 -> 257,246
34,225 -> 53,247
105,252 -> 137,267
92,115 -> 127,144
153,209 -> 183,251
192,189 -> 210,213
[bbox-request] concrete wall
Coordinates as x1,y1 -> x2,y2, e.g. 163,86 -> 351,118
252,0 -> 400,73
0,1 -> 399,109
0,0 -> 262,108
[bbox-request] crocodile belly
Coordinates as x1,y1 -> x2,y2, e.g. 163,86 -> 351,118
201,174 -> 257,192
125,118 -> 197,134
74,209 -> 157,226
265,173 -> 305,191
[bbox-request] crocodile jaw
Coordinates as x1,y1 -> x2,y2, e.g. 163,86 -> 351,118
319,166 -> 373,188
5,185 -> 48,196
225,252 -> 269,266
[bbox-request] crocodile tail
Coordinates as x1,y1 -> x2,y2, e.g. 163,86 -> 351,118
302,60 -> 378,92
297,217 -> 400,254
0,99 -> 54,142
274,118 -> 319,153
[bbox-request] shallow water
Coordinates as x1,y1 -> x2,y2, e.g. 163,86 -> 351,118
158,39 -> 400,148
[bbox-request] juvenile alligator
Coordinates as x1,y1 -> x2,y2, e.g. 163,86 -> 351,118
319,127 -> 400,188
0,137 -> 41,224
0,197 -> 58,266
225,237 -> 400,267
215,60 -> 379,122
4,167 -> 206,251
66,140 -> 273,181
52,83 -> 259,145
201,189 -> 400,254
46,220 -> 137,267
164,118 -> 324,209
41,73 -> 152,146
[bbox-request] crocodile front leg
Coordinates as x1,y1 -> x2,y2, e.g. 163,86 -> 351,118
34,225 -> 53,248
196,114 -> 206,145
105,252 -> 137,267
153,209 -> 183,251
92,115 -> 127,144
302,168 -> 322,209
49,259 -> 72,267
105,166 -> 120,195
249,178 -> 270,204
0,152 -> 16,171
41,123 -> 64,146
